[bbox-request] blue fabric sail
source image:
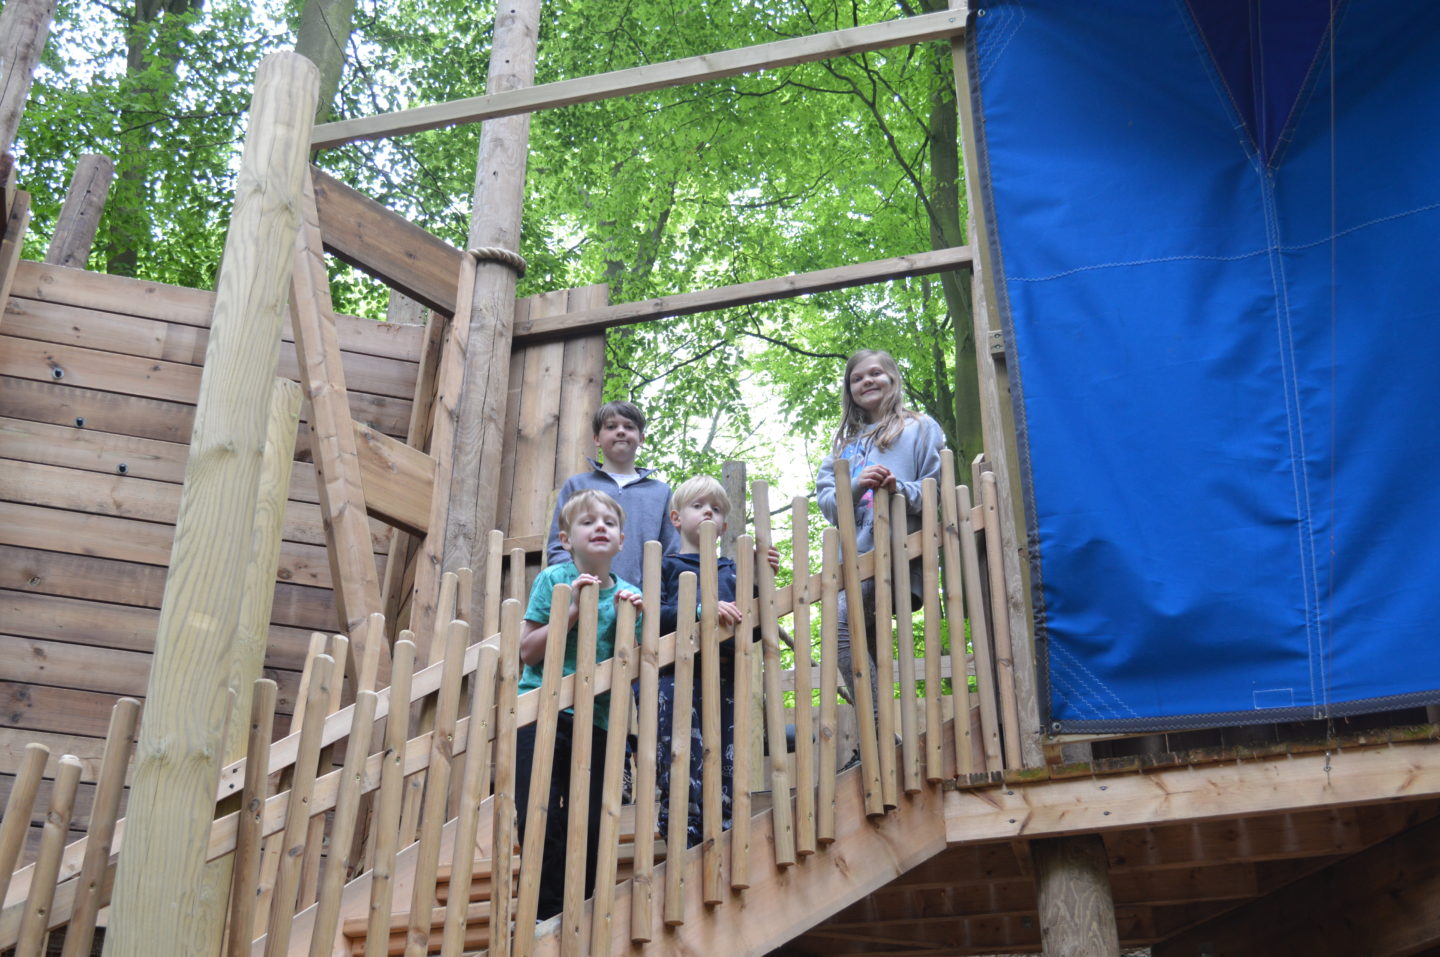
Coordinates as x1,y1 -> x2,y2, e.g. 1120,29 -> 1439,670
968,0 -> 1440,731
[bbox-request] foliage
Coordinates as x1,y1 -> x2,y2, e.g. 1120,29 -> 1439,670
15,0 -> 979,494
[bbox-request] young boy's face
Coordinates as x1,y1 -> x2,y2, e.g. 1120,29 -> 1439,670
560,503 -> 625,567
670,496 -> 727,550
594,414 -> 642,468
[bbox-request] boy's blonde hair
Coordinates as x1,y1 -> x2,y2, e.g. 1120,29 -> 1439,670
558,489 -> 626,536
670,475 -> 731,518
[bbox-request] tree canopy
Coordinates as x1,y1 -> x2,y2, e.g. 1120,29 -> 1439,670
16,0 -> 978,497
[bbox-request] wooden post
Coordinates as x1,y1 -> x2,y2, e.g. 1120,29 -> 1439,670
441,0 -> 541,591
102,51 -> 317,957
45,153 -> 114,267
0,0 -> 56,159
1031,835 -> 1121,957
720,461 -> 746,560
950,0 -> 1044,767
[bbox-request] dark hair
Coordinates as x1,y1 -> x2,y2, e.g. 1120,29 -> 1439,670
592,400 -> 646,436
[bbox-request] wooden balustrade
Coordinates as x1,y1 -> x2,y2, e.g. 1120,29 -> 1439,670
0,455 -> 1024,955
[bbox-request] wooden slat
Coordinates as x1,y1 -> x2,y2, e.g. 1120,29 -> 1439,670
789,497 -> 817,857
0,336 -> 412,436
753,488 -> 795,868
291,170 -> 385,647
698,523 -> 723,905
0,415 -> 320,505
0,742 -> 48,906
553,286 -> 606,478
920,479 -> 944,781
873,488 -> 898,805
506,326 -> 565,540
353,422 -> 435,536
0,191 -> 31,319
629,543 -> 661,944
225,679 -> 277,957
3,294 -> 418,399
589,601 -> 635,957
309,166 -> 467,315
0,544 -> 337,634
817,529 -> 840,845
8,259 -> 425,361
364,640 -> 415,957
311,10 -> 967,148
957,485 -> 1002,771
663,572 -> 697,926
59,696 -> 138,957
891,493 -> 920,795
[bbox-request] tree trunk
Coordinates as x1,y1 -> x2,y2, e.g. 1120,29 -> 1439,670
294,0 -> 355,123
106,0 -> 202,277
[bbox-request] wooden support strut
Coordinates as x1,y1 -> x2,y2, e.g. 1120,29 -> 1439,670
289,169 -> 386,674
101,51 -> 318,957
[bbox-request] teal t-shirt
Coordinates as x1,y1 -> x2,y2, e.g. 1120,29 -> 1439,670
519,561 -> 642,729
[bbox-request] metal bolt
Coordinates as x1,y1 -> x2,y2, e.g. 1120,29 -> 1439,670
74,417 -> 84,427
51,367 -> 64,379
117,463 -> 128,474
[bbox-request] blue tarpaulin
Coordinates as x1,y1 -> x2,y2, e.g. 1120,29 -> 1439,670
968,0 -> 1440,732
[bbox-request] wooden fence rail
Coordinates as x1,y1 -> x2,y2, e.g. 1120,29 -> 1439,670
0,448 -> 1022,955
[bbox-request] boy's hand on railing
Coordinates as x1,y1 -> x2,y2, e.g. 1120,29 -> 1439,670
615,589 -> 644,611
715,600 -> 743,628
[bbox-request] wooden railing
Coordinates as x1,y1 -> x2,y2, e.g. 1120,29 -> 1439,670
0,449 -> 1026,956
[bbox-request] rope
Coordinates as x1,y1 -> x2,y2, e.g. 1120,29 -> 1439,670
469,245 -> 528,277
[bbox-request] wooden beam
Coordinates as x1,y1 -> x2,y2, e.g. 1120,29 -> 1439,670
0,0 -> 56,158
44,154 -> 114,269
1152,814 -> 1440,957
308,166 -> 465,315
311,8 -> 968,149
0,187 -> 29,321
944,739 -> 1440,845
440,0 -> 541,601
353,420 -> 435,536
289,169 -> 385,652
100,51 -> 317,957
514,245 -> 972,340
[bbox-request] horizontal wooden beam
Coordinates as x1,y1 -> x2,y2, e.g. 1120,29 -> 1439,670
353,421 -> 435,536
514,245 -> 973,340
312,9 -> 969,149
309,166 -> 465,314
945,739 -> 1440,845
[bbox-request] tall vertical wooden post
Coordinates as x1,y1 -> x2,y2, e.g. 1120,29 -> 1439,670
103,52 -> 318,957
947,0 -> 1043,767
441,0 -> 542,606
45,153 -> 114,267
0,0 -> 56,159
1031,835 -> 1122,957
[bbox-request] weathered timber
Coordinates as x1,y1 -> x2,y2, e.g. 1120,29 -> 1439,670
441,0 -> 541,603
290,170 -> 385,651
45,154 -> 114,268
515,246 -> 972,340
1151,813 -> 1440,957
0,0 -> 56,157
102,52 -> 318,957
354,421 -> 435,536
309,166 -> 466,314
310,9 -> 967,148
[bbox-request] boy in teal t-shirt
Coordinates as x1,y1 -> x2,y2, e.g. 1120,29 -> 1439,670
516,489 -> 643,921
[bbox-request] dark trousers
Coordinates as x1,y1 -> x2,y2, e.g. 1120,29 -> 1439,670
653,657 -> 736,850
514,712 -> 608,920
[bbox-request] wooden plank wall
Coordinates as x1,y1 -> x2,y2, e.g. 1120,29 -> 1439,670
0,259 -> 424,863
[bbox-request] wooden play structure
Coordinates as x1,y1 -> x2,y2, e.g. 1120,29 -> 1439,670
4,2 -> 1440,956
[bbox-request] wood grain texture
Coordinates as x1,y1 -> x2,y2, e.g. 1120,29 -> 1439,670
44,154 -> 113,269
103,52 -> 319,957
311,9 -> 967,148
